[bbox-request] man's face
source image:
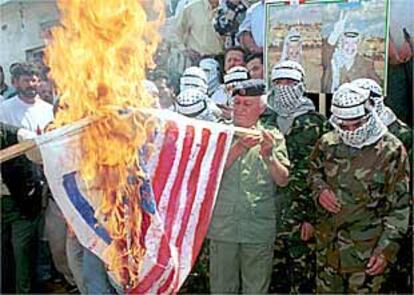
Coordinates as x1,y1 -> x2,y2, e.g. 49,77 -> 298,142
233,94 -> 264,128
37,81 -> 54,103
342,37 -> 358,57
287,43 -> 301,62
209,0 -> 220,9
246,58 -> 263,79
272,78 -> 297,87
224,50 -> 245,72
337,117 -> 367,131
16,74 -> 39,99
155,77 -> 174,108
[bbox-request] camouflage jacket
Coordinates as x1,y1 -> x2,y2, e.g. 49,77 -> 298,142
308,131 -> 410,273
208,123 -> 290,244
276,111 -> 329,238
388,119 -> 412,159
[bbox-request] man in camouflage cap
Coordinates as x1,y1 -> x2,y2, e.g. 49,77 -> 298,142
268,60 -> 329,294
207,79 -> 290,293
308,82 -> 410,293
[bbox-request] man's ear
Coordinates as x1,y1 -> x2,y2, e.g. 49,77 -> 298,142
259,94 -> 267,114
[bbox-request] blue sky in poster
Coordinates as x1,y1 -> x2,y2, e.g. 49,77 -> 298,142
268,0 -> 387,38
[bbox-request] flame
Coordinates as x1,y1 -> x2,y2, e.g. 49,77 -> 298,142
45,0 -> 164,288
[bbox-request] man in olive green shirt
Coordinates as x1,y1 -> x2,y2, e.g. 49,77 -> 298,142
207,79 -> 290,293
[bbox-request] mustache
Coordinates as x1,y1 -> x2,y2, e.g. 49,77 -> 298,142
18,87 -> 37,96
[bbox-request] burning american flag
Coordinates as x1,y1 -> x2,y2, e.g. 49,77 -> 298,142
37,110 -> 234,293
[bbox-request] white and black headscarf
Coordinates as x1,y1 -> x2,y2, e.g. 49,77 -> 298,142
174,88 -> 218,122
351,78 -> 397,126
330,83 -> 387,148
270,60 -> 315,133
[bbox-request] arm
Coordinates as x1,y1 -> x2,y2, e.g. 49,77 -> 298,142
174,4 -> 189,49
289,116 -> 328,223
260,130 -> 290,187
224,139 -> 246,170
238,31 -> 262,53
264,155 -> 289,187
373,145 -> 410,263
308,138 -> 331,199
236,6 -> 262,53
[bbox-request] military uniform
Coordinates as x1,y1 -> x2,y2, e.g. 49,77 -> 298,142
382,119 -> 413,293
268,111 -> 329,294
308,131 -> 410,293
388,119 -> 412,154
207,123 -> 290,293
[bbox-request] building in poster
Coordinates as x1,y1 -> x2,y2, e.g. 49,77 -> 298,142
265,0 -> 389,94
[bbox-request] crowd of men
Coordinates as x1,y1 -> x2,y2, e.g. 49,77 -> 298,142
1,0 -> 413,294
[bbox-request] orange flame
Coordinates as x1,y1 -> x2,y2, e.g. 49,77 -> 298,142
45,0 -> 164,288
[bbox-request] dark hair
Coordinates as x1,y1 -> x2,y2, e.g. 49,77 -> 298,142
245,52 -> 263,65
224,46 -> 247,59
11,63 -> 40,80
0,65 -> 3,74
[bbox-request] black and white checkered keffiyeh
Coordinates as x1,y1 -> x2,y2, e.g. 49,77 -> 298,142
330,83 -> 387,148
351,78 -> 397,126
174,88 -> 218,122
272,82 -> 311,115
330,113 -> 387,149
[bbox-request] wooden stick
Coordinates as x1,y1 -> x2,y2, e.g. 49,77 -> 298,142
0,108 -> 262,163
0,117 -> 98,163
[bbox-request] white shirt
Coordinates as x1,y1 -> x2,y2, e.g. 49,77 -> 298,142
0,95 -> 54,132
237,2 -> 265,47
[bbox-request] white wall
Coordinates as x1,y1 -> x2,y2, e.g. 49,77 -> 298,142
0,0 -> 58,82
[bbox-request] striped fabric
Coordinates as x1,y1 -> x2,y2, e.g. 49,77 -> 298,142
38,110 -> 233,293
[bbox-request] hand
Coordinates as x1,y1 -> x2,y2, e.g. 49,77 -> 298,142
388,37 -> 401,64
318,189 -> 341,214
366,253 -> 388,275
249,45 -> 263,54
17,128 -> 43,164
398,40 -> 413,63
238,134 -> 261,149
328,11 -> 348,45
17,128 -> 36,142
259,130 -> 274,158
184,49 -> 201,63
300,222 -> 315,241
219,104 -> 233,120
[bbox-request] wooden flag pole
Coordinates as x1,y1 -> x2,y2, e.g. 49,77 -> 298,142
0,108 -> 262,164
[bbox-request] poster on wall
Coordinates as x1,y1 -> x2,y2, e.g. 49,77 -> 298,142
265,0 -> 390,94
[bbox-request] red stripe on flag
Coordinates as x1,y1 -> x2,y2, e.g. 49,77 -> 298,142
152,122 -> 179,204
139,210 -> 151,249
190,132 -> 228,265
162,128 -> 211,291
132,235 -> 171,293
175,128 -> 211,251
164,125 -> 195,240
133,125 -> 195,293
157,268 -> 175,294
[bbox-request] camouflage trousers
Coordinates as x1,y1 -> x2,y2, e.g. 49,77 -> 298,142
380,224 -> 413,293
317,265 -> 385,294
269,237 -> 316,294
